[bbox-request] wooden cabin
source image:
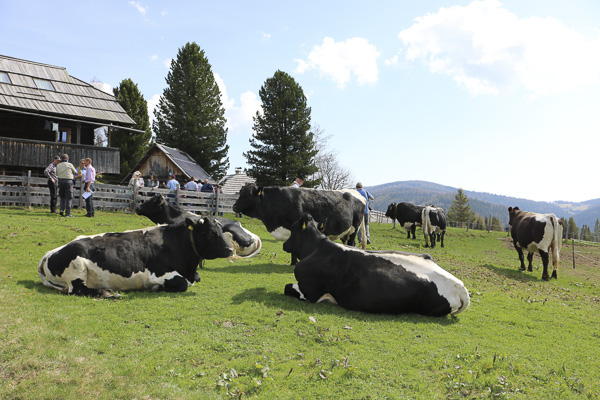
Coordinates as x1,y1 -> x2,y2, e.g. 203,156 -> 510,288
122,143 -> 214,185
0,55 -> 136,176
218,167 -> 256,194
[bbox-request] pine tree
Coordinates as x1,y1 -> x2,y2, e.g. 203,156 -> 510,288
567,217 -> 579,239
244,70 -> 318,187
594,218 -> 600,242
447,188 -> 472,226
111,78 -> 152,178
153,42 -> 229,178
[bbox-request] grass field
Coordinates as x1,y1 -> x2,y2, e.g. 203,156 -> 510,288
1,207 -> 599,399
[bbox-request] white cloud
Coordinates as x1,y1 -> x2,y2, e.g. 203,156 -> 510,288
295,37 -> 380,88
147,93 -> 161,137
214,73 -> 262,133
90,81 -> 112,94
398,0 -> 600,96
262,32 -> 271,40
384,52 -> 400,67
150,54 -> 158,61
129,1 -> 147,16
163,58 -> 172,69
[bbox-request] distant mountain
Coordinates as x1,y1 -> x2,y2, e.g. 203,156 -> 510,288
367,180 -> 600,228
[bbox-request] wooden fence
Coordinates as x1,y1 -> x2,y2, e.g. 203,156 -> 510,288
0,172 -> 238,215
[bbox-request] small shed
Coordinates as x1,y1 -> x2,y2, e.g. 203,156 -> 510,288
122,143 -> 213,184
218,167 -> 256,195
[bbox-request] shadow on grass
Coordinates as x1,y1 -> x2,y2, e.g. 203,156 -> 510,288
206,262 -> 294,275
481,263 -> 542,282
19,279 -> 197,298
231,286 -> 461,324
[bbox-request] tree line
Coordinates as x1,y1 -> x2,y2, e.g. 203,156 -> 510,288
108,42 -> 351,189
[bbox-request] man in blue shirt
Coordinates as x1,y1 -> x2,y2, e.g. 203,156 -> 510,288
200,179 -> 214,193
166,174 -> 180,204
356,182 -> 374,244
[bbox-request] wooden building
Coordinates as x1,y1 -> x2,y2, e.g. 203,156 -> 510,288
0,55 -> 137,176
122,143 -> 214,184
218,167 -> 256,195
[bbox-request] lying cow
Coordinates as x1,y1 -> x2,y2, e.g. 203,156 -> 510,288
508,206 -> 563,280
38,217 -> 233,296
283,215 -> 470,317
422,205 -> 447,248
232,183 -> 366,264
135,195 -> 261,258
385,202 -> 424,239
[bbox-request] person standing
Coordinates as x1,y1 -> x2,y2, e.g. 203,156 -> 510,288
183,176 -> 198,191
56,154 -> 78,217
83,158 -> 96,217
290,174 -> 304,188
200,179 -> 214,193
166,174 -> 180,203
44,156 -> 60,213
356,181 -> 374,244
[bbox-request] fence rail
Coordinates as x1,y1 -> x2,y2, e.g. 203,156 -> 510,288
0,172 -> 238,215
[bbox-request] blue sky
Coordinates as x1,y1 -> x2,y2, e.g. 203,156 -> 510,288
3,0 -> 600,202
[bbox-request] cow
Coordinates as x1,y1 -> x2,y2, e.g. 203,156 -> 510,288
135,195 -> 261,258
38,217 -> 233,297
507,206 -> 563,281
385,202 -> 424,239
282,214 -> 470,317
422,205 -> 447,248
232,183 -> 366,264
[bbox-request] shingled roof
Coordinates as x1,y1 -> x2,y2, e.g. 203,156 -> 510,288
0,55 -> 135,126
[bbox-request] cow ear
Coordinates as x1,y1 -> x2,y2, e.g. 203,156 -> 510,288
256,187 -> 263,197
185,217 -> 200,230
508,207 -> 513,213
318,222 -> 324,232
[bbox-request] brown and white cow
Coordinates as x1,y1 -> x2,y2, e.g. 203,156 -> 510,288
508,206 -> 563,280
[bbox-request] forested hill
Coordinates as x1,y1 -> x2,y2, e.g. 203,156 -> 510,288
367,180 -> 600,227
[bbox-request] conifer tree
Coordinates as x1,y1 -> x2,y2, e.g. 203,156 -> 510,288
567,217 -> 579,239
153,42 -> 229,178
112,78 -> 152,178
244,70 -> 319,187
447,188 -> 472,225
594,218 -> 600,242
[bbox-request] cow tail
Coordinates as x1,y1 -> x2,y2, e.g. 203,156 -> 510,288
361,215 -> 367,249
421,207 -> 430,236
551,214 -> 562,265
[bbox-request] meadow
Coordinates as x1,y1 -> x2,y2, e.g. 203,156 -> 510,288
0,207 -> 599,399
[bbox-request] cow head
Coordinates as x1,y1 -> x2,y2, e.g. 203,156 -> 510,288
385,203 -> 397,218
283,214 -> 325,259
507,206 -> 521,226
186,216 -> 233,259
136,195 -> 171,224
232,183 -> 263,217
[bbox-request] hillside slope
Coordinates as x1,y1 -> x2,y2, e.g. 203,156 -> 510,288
367,180 -> 599,227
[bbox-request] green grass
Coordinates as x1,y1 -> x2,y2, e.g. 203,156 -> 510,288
1,207 -> 599,399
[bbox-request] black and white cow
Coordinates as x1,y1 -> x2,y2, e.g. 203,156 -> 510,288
508,206 -> 563,280
282,215 -> 469,316
422,205 -> 447,248
385,202 -> 424,239
38,217 -> 233,296
232,183 -> 366,263
135,195 -> 261,258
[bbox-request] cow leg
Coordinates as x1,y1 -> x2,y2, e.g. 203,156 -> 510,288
539,250 -> 550,281
291,252 -> 298,266
429,233 -> 436,248
411,225 -> 416,239
423,233 -> 430,248
70,278 -> 113,298
515,247 -> 526,271
440,231 -> 445,248
527,252 -> 534,272
156,275 -> 189,292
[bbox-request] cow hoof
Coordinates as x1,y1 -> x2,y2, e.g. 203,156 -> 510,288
527,268 -> 533,272
542,275 -> 550,281
551,272 -> 558,279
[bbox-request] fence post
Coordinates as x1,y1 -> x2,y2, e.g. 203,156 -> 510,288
572,237 -> 575,269
215,189 -> 220,215
26,170 -> 32,209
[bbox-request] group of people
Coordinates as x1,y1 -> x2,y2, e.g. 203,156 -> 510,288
289,173 -> 374,244
44,154 -> 96,218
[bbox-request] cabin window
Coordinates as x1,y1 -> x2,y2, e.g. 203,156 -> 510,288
34,78 -> 55,91
0,72 -> 11,84
56,128 -> 71,143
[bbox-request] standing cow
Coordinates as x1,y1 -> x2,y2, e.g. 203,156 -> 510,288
38,217 -> 233,296
385,202 -> 424,239
136,195 -> 261,258
232,183 -> 366,264
508,206 -> 563,280
282,215 -> 470,317
422,205 -> 447,248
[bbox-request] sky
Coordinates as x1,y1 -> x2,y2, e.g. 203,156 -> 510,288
2,0 -> 600,202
